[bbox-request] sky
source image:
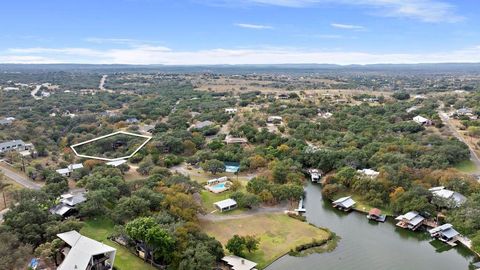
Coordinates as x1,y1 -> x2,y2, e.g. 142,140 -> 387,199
1,0 -> 480,65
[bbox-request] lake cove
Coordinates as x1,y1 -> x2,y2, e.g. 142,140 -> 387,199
267,182 -> 478,270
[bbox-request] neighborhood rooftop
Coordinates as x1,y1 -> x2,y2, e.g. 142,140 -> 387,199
57,230 -> 116,270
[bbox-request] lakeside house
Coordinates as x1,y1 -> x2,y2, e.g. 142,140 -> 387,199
332,196 -> 356,211
367,208 -> 386,222
413,115 -> 432,125
429,186 -> 467,208
308,168 -> 321,183
357,168 -> 380,178
50,191 -> 87,217
221,255 -> 257,270
395,211 -> 425,231
56,230 -> 116,270
225,108 -> 238,115
56,163 -> 84,177
225,135 -> 248,145
214,198 -> 237,212
428,223 -> 460,246
0,140 -> 30,154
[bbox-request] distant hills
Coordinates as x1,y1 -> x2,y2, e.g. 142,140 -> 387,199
1,63 -> 480,75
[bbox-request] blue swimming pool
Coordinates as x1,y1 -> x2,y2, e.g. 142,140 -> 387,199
210,182 -> 226,191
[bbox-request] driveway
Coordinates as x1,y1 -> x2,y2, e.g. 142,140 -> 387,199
0,162 -> 42,190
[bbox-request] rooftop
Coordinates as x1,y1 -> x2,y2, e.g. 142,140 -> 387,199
214,198 -> 237,209
222,255 -> 257,270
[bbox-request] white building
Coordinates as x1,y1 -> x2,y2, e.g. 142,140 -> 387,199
413,115 -> 431,125
56,163 -> 84,177
57,230 -> 116,270
221,255 -> 257,270
225,108 -> 238,115
214,198 -> 237,212
429,186 -> 467,207
0,140 -> 27,154
357,168 -> 380,178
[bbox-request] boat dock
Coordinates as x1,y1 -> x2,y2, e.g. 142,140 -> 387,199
295,197 -> 306,213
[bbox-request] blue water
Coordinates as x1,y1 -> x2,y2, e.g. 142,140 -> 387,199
211,182 -> 226,191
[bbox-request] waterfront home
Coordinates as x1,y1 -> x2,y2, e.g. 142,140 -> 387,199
221,255 -> 257,270
214,198 -> 237,212
332,196 -> 356,211
367,208 -> 386,222
308,168 -> 321,183
56,230 -> 116,270
56,163 -> 84,177
50,191 -> 87,217
357,168 -> 380,178
395,211 -> 425,231
413,115 -> 432,125
429,186 -> 466,208
225,108 -> 238,115
428,223 -> 460,246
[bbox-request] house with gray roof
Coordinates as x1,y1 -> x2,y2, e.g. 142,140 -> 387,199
429,186 -> 467,208
395,211 -> 425,231
214,198 -> 237,212
0,140 -> 26,154
50,191 -> 87,217
221,255 -> 257,270
428,223 -> 460,244
332,196 -> 356,211
57,230 -> 116,270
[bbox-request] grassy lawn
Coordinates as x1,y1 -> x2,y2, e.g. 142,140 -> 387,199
454,160 -> 478,173
200,213 -> 331,269
80,218 -> 156,270
350,194 -> 394,216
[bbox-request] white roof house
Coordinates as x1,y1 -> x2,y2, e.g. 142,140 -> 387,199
214,198 -> 237,212
57,230 -> 116,270
395,211 -> 425,230
332,196 -> 356,210
50,191 -> 87,216
429,186 -> 467,207
222,255 -> 257,270
106,159 -> 127,167
413,115 -> 431,125
357,169 -> 380,178
267,116 -> 283,123
428,223 -> 460,241
56,163 -> 84,176
225,108 -> 238,114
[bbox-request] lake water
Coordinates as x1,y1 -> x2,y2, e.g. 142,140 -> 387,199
267,182 -> 478,270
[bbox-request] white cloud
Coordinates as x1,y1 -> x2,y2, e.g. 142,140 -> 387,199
235,23 -> 273,29
2,45 -> 480,65
331,23 -> 365,30
212,0 -> 463,23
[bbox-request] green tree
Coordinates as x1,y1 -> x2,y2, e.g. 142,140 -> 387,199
178,244 -> 216,270
0,232 -> 32,270
200,159 -> 225,175
244,235 -> 260,253
226,235 -> 246,256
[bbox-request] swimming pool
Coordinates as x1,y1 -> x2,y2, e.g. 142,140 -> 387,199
210,182 -> 226,191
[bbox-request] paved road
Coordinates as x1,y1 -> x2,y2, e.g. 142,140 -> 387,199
0,162 -> 42,190
438,109 -> 480,174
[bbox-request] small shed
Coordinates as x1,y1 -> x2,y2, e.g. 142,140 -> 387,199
214,198 -> 237,212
